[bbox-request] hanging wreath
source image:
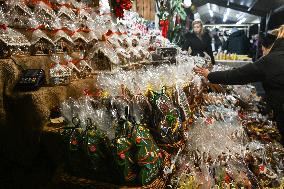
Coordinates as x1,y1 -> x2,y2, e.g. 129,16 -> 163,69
110,0 -> 133,18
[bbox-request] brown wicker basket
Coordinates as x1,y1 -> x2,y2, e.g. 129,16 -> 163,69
53,150 -> 172,189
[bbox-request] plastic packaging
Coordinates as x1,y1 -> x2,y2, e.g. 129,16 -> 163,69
49,54 -> 71,85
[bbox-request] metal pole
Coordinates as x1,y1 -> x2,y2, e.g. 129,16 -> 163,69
265,10 -> 272,34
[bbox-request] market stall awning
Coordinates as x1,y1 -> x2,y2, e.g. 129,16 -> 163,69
196,4 -> 259,24
192,0 -> 284,24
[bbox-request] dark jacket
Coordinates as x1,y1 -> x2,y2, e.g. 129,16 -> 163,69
223,30 -> 250,55
182,30 -> 215,64
213,35 -> 222,51
208,38 -> 284,127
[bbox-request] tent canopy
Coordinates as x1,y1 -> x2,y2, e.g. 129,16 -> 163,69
192,0 -> 284,24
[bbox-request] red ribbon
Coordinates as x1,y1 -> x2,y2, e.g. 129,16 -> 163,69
51,28 -> 72,35
70,28 -> 92,36
159,20 -> 169,38
27,24 -> 45,32
28,0 -> 55,9
0,24 -> 7,30
49,63 -> 56,69
52,27 -> 93,36
71,59 -> 80,65
59,3 -> 72,9
102,30 -> 127,41
83,89 -> 93,96
77,28 -> 91,33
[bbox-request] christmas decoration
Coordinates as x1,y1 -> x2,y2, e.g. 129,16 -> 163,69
110,0 -> 133,18
49,54 -> 71,85
132,124 -> 163,185
148,89 -> 182,145
112,120 -> 137,183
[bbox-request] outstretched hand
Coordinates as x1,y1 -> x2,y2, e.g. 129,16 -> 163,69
194,66 -> 210,79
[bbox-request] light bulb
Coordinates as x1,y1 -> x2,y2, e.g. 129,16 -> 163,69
184,0 -> 192,8
209,10 -> 213,17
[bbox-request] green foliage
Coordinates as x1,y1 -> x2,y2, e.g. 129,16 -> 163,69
170,0 -> 187,20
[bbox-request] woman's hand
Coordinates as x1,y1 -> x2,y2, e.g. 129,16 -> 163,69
194,66 -> 210,79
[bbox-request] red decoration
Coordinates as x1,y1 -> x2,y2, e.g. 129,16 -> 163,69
94,89 -> 103,98
175,14 -> 181,25
238,111 -> 246,120
83,89 -> 94,96
0,24 -> 7,31
27,24 -> 45,32
136,137 -> 141,144
111,0 -> 133,18
102,30 -> 127,41
59,3 -> 73,9
224,173 -> 230,183
259,164 -> 265,172
159,20 -> 169,38
89,145 -> 97,153
205,117 -> 213,125
51,28 -> 72,35
71,139 -> 78,145
26,0 -> 54,9
120,153 -> 126,159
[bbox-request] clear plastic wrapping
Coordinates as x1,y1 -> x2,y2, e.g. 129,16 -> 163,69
57,6 -> 76,21
5,1 -> 32,28
96,57 -> 201,96
49,54 -> 71,85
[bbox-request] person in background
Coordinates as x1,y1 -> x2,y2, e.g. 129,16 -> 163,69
219,30 -> 228,47
223,27 -> 250,55
249,34 -> 262,61
211,28 -> 222,52
182,19 -> 215,64
194,25 -> 284,145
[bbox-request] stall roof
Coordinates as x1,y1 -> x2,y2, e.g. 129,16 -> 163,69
197,5 -> 259,24
192,0 -> 284,24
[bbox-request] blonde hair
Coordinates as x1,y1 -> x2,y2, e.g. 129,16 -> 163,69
192,19 -> 204,35
192,19 -> 203,28
271,25 -> 284,39
264,25 -> 284,53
